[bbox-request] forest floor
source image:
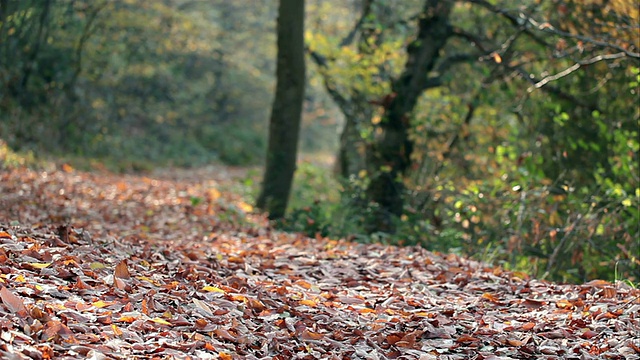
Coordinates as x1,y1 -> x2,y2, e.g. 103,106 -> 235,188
0,164 -> 638,359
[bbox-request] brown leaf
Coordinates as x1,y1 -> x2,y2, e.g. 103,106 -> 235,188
113,277 -> 127,290
456,335 -> 480,343
0,286 -> 28,317
520,322 -> 536,331
114,259 -> 131,279
301,330 -> 324,340
42,320 -> 77,343
214,328 -> 236,342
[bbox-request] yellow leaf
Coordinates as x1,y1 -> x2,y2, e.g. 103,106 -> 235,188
237,202 -> 253,213
92,300 -> 113,308
298,299 -> 317,307
28,262 -> 51,269
202,286 -> 225,293
117,315 -> 138,323
151,317 -> 172,326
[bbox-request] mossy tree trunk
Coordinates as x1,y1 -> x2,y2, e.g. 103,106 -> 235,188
256,0 -> 305,219
365,0 -> 453,233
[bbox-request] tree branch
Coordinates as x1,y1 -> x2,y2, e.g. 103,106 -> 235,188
528,52 -> 628,92
466,0 -> 640,59
339,0 -> 373,47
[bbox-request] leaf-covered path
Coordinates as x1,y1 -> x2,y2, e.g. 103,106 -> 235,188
0,166 -> 638,359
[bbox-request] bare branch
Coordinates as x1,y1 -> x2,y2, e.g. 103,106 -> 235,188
466,0 -> 640,59
527,19 -> 640,59
512,66 -> 600,112
528,52 -> 628,92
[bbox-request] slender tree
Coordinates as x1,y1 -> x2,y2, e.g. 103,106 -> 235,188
256,0 -> 306,219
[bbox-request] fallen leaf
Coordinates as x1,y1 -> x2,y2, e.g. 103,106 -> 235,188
114,260 -> 130,279
202,285 -> 225,293
0,286 -> 28,316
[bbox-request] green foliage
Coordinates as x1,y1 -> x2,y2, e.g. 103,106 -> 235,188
0,0 -> 336,169
0,140 -> 38,169
280,158 -> 638,284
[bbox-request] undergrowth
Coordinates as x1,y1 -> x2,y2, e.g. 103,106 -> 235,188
273,162 -> 639,285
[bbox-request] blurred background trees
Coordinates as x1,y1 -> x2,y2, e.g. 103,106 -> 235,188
1,0 -> 637,284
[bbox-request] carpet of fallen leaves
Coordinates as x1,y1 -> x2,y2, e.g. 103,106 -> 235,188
0,164 -> 638,360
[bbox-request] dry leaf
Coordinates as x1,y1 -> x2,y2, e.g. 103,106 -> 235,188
114,260 -> 130,279
0,286 -> 28,316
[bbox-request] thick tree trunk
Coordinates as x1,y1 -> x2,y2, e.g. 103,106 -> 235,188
365,0 -> 453,233
256,0 -> 305,219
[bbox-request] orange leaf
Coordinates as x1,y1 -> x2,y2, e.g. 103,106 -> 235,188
482,292 -> 500,303
75,302 -> 92,311
195,318 -> 208,329
294,280 -> 313,289
117,316 -> 138,323
219,353 -> 232,360
141,298 -> 149,315
0,231 -> 11,239
229,294 -> 247,303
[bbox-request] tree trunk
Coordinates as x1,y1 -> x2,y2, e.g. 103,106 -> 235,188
256,0 -> 305,219
365,0 -> 453,233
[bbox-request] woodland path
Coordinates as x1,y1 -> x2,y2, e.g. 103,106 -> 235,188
0,164 -> 638,359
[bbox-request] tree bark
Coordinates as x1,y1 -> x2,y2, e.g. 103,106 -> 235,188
365,0 -> 453,233
256,0 -> 305,219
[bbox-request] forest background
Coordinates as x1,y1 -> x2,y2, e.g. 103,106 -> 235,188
0,0 -> 638,285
